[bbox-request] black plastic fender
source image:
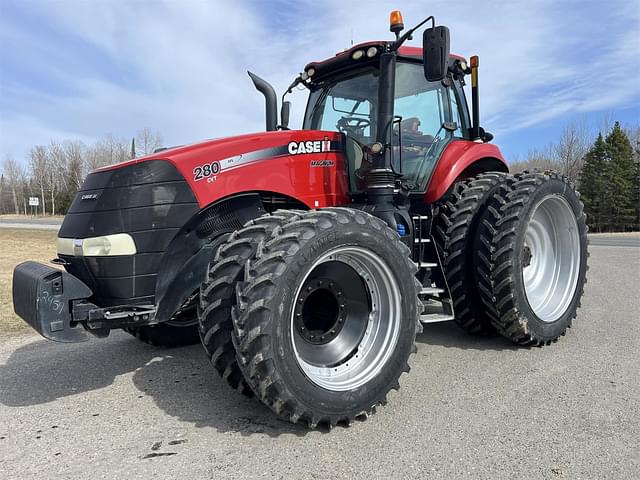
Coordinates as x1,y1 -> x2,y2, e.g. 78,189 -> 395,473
154,193 -> 267,323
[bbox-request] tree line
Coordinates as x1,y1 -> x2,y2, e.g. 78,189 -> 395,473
509,120 -> 639,232
0,128 -> 162,216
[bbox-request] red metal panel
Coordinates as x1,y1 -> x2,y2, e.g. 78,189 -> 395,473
424,140 -> 507,203
96,131 -> 350,209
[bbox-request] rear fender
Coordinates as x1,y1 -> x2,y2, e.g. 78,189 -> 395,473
424,141 -> 508,203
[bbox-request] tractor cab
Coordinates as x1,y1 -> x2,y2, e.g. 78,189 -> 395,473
302,45 -> 469,193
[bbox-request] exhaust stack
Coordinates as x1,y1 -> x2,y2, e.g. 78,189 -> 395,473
248,71 -> 278,132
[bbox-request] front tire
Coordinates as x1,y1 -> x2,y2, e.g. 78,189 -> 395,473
232,208 -> 420,428
198,210 -> 303,396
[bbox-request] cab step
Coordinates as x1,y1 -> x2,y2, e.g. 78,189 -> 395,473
413,262 -> 438,268
419,286 -> 445,296
419,313 -> 455,323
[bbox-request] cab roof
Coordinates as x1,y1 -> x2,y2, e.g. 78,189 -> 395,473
304,41 -> 465,83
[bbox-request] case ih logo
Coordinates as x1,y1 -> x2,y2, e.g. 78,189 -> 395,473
288,137 -> 331,155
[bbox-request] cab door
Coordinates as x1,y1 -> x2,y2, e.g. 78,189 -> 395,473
392,62 -> 462,191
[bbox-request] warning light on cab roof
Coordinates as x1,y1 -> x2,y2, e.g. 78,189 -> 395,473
390,10 -> 404,34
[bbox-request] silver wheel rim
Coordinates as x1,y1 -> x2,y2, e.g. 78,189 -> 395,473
291,246 -> 402,392
522,195 -> 580,323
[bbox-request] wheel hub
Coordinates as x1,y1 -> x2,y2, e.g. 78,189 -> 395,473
294,278 -> 347,345
290,246 -> 401,391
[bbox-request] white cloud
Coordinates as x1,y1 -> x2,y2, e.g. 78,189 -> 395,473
0,0 -> 638,162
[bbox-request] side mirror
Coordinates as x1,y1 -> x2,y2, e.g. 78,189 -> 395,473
423,25 -> 450,82
280,101 -> 291,129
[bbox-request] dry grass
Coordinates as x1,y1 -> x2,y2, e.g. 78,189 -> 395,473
0,229 -> 58,336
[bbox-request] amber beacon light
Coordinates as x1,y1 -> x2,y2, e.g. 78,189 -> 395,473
389,10 -> 404,34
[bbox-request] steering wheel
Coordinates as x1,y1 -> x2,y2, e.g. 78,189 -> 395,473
337,117 -> 371,136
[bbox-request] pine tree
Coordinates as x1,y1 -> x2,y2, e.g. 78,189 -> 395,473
604,122 -> 635,231
130,137 -> 136,160
579,133 -> 607,232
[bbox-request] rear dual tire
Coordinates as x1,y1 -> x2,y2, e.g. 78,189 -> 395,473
433,172 -> 512,335
477,171 -> 588,345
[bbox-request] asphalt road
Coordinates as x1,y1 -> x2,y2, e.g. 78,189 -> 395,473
1,245 -> 639,479
588,235 -> 640,248
0,218 -> 61,231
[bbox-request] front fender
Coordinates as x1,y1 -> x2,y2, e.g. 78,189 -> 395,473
154,193 -> 266,323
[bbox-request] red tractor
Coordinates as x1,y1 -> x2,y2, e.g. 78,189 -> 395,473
13,12 -> 588,428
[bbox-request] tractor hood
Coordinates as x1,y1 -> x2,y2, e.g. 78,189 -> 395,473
94,130 -> 346,207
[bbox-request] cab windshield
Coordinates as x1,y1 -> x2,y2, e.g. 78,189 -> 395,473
304,62 -> 459,190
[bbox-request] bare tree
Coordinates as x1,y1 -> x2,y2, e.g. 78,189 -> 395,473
2,155 -> 24,214
509,144 -> 556,173
29,146 -> 48,215
86,134 -> 129,171
135,128 -> 163,157
554,122 -> 589,184
47,140 -> 70,216
63,140 -> 86,188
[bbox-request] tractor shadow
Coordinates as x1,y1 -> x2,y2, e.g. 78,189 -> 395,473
0,322 -> 513,438
417,321 -> 517,351
0,332 -> 309,437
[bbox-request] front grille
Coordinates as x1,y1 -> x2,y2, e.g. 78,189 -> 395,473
58,160 -> 198,307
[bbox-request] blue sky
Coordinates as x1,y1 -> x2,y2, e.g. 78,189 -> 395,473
1,0 -> 639,164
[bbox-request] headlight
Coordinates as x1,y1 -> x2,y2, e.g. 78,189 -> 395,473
366,47 -> 378,58
351,49 -> 365,60
306,67 -> 315,77
57,233 -> 137,257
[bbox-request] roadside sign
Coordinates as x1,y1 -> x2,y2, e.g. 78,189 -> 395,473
28,197 -> 40,207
